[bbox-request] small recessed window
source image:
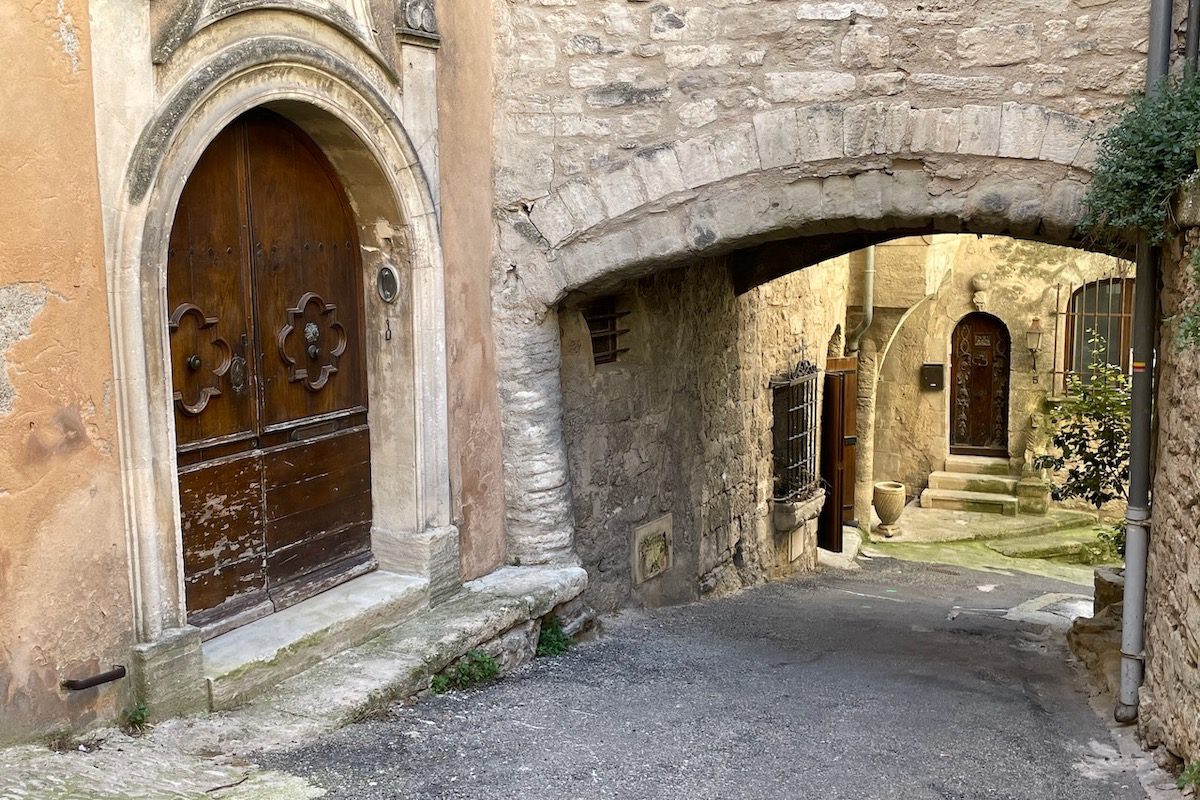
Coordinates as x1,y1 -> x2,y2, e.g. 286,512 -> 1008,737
583,296 -> 630,365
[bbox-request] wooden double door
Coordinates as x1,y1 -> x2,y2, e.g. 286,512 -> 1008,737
168,110 -> 374,632
950,312 -> 1011,458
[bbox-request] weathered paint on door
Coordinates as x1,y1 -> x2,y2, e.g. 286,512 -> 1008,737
167,110 -> 373,633
949,312 -> 1011,458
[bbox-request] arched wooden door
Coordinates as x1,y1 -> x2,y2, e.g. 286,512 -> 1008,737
949,312 -> 1011,458
168,109 -> 373,634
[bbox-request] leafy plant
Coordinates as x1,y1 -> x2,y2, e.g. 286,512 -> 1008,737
430,649 -> 499,694
1033,337 -> 1131,516
536,616 -> 574,658
1177,761 -> 1200,790
120,702 -> 150,735
1082,72 -> 1200,245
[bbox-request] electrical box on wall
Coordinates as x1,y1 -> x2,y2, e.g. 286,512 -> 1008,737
921,363 -> 945,390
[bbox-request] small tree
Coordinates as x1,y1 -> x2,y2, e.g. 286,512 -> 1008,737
1033,336 -> 1132,514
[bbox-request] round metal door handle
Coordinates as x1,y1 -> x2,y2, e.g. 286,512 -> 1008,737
186,354 -> 202,371
307,344 -> 320,359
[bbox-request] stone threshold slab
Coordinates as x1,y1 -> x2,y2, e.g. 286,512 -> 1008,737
204,570 -> 430,711
196,565 -> 589,755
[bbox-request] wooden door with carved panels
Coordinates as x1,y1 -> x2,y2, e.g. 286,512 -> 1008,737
949,313 -> 1011,458
168,110 -> 373,634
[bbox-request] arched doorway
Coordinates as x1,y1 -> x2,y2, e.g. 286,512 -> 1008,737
949,312 -> 1011,458
168,109 -> 373,634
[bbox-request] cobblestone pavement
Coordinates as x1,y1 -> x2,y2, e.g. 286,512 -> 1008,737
1,557 -> 1179,799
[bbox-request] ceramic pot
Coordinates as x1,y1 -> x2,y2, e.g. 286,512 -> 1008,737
873,481 -> 907,538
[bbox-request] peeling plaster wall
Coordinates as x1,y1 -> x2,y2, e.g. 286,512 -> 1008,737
559,257 -> 846,611
0,0 -> 133,743
438,0 -> 508,579
868,235 -> 1130,495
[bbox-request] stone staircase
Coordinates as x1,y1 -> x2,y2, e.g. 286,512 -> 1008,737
919,455 -> 1019,516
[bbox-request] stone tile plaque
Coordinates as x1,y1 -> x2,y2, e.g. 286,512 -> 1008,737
632,514 -> 672,585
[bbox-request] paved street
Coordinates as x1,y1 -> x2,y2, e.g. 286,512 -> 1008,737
263,557 -> 1145,800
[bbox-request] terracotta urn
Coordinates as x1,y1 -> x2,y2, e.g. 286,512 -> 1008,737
873,481 -> 907,538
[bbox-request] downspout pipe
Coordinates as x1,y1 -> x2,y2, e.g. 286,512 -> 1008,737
847,245 -> 876,354
1115,0 -> 1172,725
1188,0 -> 1200,74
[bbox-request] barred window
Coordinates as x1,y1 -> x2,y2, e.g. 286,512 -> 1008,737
583,296 -> 630,365
771,361 -> 820,502
1066,278 -> 1134,381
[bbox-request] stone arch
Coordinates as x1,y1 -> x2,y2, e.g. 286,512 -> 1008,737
107,47 -> 453,653
495,148 -> 1118,565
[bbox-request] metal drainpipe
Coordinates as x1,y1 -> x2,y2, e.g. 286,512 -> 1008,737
847,245 -> 876,354
1188,0 -> 1200,74
1115,0 -> 1173,725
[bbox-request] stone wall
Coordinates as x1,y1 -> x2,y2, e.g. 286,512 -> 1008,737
867,235 -> 1131,496
559,257 -> 846,611
0,0 -> 134,743
1142,200 -> 1200,762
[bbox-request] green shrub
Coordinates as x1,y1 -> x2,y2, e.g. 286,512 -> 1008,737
1082,72 -> 1200,245
536,616 -> 574,658
1177,761 -> 1200,790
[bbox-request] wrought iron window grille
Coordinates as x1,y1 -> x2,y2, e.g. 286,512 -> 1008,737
583,296 -> 630,365
770,359 -> 820,502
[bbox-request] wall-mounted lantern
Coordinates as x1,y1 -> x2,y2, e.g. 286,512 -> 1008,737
1026,317 -> 1044,383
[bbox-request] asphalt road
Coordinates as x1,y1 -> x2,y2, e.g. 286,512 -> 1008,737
262,557 -> 1143,800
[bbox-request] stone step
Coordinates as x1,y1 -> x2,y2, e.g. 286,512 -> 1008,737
919,487 -> 1019,516
928,471 -> 1019,495
943,455 -> 1013,476
203,570 -> 429,711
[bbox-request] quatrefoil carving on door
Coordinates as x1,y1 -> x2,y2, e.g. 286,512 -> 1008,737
168,302 -> 232,416
277,291 -> 347,392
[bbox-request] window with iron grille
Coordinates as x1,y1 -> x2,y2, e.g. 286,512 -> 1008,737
771,361 -> 820,502
1065,278 -> 1134,382
583,296 -> 630,365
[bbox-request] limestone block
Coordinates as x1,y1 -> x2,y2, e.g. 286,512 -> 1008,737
958,105 -> 1002,156
843,102 -> 909,157
530,192 -> 580,246
957,24 -> 1040,67
794,2 -> 888,20
594,161 -> 649,218
557,179 -> 607,231
862,71 -> 906,96
674,136 -> 722,188
907,107 -> 961,154
130,626 -> 207,719
910,73 -> 1006,98
1016,475 -> 1051,515
711,123 -> 760,179
796,105 -> 845,161
633,145 -> 687,203
1040,111 -> 1091,165
998,103 -> 1050,159
586,82 -> 670,109
665,44 -> 735,69
764,71 -> 857,104
678,98 -> 720,129
753,108 -> 802,169
1042,179 -> 1087,236
883,168 -> 933,221
840,24 -> 890,69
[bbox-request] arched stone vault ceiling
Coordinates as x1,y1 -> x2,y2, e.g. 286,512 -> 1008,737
489,0 -> 1172,563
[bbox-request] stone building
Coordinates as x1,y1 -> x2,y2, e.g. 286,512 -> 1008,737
4,0 -> 1200,770
0,0 -> 525,744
